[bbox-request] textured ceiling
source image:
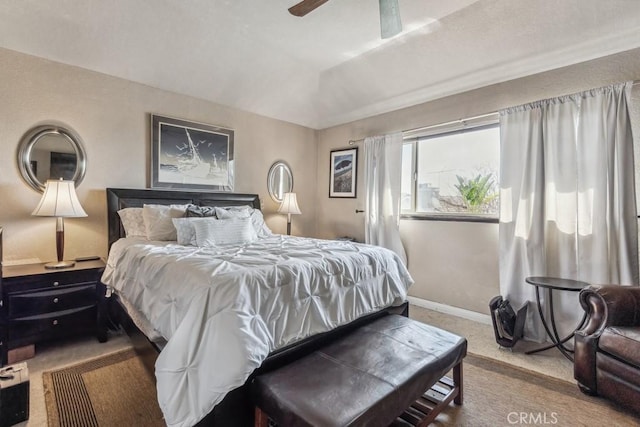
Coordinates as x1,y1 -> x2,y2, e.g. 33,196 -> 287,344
0,0 -> 639,129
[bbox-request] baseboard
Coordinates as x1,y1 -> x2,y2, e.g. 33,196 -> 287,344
407,296 -> 492,325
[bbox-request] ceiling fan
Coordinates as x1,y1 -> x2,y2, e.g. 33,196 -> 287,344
288,0 -> 403,39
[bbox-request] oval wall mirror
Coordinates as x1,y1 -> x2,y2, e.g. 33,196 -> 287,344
267,161 -> 293,203
18,124 -> 87,192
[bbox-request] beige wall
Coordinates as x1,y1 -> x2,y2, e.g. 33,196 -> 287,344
0,48 -> 317,263
3,45 -> 640,316
316,48 -> 640,315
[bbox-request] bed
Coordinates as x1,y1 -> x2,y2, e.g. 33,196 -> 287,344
102,188 -> 413,427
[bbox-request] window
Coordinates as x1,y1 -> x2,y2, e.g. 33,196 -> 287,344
401,116 -> 500,221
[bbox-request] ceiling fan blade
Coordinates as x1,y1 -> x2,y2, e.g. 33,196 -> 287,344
288,0 -> 330,17
379,0 -> 402,38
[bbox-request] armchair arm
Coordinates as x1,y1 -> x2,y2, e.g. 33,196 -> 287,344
578,284 -> 640,336
574,284 -> 640,393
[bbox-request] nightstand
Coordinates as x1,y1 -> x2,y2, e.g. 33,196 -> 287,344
0,259 -> 107,366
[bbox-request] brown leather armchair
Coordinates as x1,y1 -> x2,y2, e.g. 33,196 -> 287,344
574,284 -> 640,414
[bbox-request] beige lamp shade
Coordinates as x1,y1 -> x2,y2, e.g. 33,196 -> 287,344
32,179 -> 87,218
32,179 -> 87,269
278,193 -> 301,215
278,193 -> 301,236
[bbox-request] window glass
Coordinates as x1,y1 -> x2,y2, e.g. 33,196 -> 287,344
402,124 -> 500,218
401,143 -> 414,211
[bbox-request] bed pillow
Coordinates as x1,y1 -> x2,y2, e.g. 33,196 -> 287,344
214,206 -> 251,219
172,217 -> 219,246
143,204 -> 188,241
117,208 -> 147,238
249,209 -> 273,238
193,217 -> 257,247
185,204 -> 217,218
215,206 -> 273,238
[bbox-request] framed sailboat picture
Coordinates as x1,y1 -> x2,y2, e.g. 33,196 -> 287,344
150,115 -> 234,191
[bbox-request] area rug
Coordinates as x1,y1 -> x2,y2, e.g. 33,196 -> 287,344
436,353 -> 640,426
43,348 -> 164,427
43,349 -> 640,426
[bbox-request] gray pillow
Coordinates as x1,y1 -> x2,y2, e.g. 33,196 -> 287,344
185,204 -> 217,218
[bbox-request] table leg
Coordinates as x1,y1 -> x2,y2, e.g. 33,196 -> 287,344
547,290 -> 574,360
536,287 -> 555,342
525,286 -> 587,362
526,286 -> 563,356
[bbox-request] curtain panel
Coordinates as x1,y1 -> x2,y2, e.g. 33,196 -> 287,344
364,133 -> 408,266
499,82 -> 638,342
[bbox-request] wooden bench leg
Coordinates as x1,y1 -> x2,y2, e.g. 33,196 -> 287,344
255,407 -> 269,427
453,361 -> 463,405
408,360 -> 465,426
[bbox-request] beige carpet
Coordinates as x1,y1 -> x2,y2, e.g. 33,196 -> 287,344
438,354 -> 640,426
409,304 -> 575,383
43,349 -> 163,427
40,345 -> 640,427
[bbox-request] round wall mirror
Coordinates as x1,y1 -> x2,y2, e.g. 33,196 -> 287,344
18,124 -> 87,192
267,161 -> 293,203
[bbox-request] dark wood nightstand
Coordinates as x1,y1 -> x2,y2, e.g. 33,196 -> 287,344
0,259 -> 107,366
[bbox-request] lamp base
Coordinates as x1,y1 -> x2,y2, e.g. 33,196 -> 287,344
44,260 -> 76,269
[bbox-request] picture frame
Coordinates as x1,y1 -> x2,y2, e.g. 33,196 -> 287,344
150,114 -> 234,191
329,147 -> 358,198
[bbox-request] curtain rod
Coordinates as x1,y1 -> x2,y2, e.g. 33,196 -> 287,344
348,111 -> 498,145
348,80 -> 640,145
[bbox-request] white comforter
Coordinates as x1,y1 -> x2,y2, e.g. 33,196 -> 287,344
102,235 -> 413,427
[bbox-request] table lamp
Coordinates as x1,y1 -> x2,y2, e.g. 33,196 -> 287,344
32,179 -> 87,269
278,192 -> 301,235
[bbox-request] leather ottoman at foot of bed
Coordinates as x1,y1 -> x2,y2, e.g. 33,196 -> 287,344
251,314 -> 467,427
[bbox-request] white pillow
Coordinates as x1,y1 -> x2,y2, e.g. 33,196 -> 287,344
117,208 -> 146,238
214,206 -> 250,219
193,217 -> 256,247
250,209 -> 273,238
172,217 -> 219,246
142,204 -> 188,241
215,206 -> 273,238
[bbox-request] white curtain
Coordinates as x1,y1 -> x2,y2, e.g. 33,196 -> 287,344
499,82 -> 639,342
364,133 -> 407,266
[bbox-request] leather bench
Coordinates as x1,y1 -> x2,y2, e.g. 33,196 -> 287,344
251,314 -> 467,427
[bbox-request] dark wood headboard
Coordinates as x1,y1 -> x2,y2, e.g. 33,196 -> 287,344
106,188 -> 260,250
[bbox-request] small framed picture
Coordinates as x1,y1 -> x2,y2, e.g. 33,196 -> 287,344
329,147 -> 358,198
150,115 -> 234,191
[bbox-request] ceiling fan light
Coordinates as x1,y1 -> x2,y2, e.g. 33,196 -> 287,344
379,0 -> 402,39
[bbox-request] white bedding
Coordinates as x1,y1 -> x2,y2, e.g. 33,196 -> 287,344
102,235 -> 413,427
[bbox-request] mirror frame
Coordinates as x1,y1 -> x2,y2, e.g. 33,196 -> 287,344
267,161 -> 294,203
18,124 -> 87,192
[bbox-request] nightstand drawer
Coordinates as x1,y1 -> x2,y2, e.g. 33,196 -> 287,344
8,306 -> 97,340
4,270 -> 99,292
7,284 -> 96,318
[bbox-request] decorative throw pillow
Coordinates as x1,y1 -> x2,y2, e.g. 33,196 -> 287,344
185,204 -> 217,218
193,217 -> 257,247
142,204 -> 188,241
214,206 -> 251,219
172,217 -> 218,246
117,208 -> 146,238
215,206 -> 273,238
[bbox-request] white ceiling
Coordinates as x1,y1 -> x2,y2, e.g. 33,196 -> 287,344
1,0 -> 640,129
